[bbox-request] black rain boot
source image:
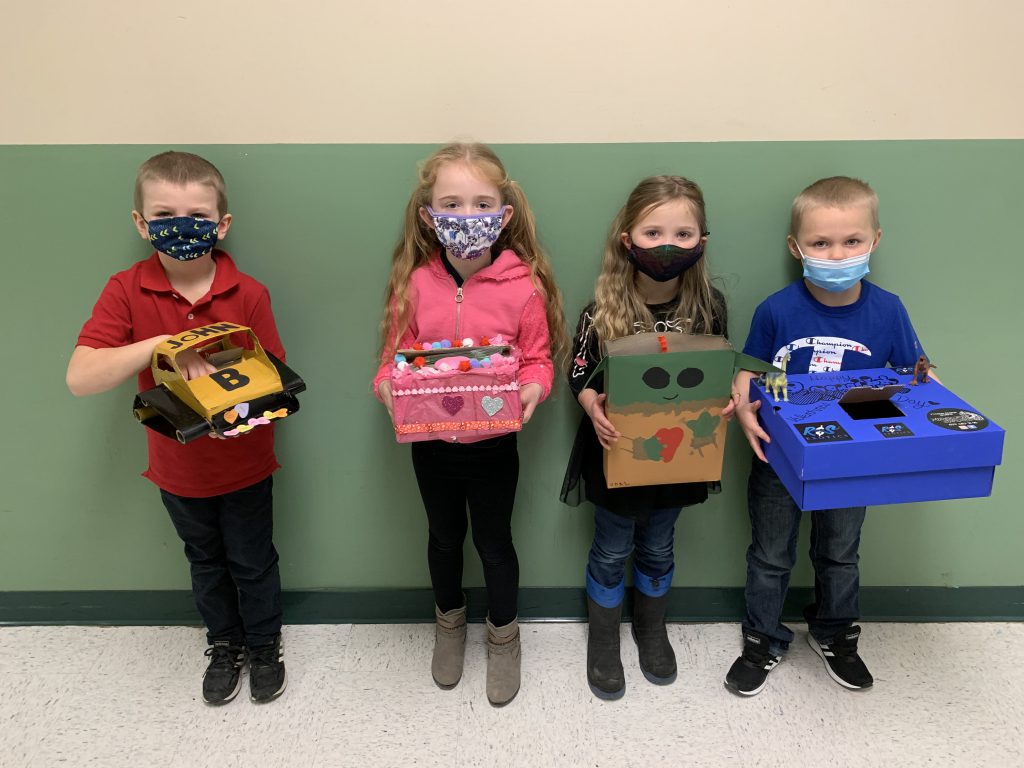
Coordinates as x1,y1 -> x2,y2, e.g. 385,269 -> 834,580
632,591 -> 677,685
586,596 -> 625,700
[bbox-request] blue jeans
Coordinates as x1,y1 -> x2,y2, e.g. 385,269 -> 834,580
586,505 -> 680,607
743,458 -> 866,656
160,476 -> 282,648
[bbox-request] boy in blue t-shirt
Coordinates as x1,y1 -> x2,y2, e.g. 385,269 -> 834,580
725,176 -> 926,696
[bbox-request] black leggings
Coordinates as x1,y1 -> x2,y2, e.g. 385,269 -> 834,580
411,433 -> 520,626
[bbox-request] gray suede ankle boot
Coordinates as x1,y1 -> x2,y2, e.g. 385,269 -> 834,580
486,616 -> 521,706
431,604 -> 467,689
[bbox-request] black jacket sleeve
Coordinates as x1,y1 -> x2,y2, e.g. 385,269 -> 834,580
567,302 -> 603,398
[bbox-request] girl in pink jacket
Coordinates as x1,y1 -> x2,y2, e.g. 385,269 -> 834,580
373,143 -> 565,706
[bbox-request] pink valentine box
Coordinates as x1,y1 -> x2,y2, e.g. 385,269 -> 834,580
391,343 -> 522,443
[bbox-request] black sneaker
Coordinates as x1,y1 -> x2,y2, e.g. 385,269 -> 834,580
202,640 -> 246,705
807,626 -> 873,690
724,631 -> 782,696
249,635 -> 287,703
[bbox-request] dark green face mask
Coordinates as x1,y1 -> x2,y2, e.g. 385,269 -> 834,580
627,242 -> 705,282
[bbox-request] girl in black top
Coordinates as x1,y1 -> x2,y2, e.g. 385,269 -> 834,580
561,176 -> 730,699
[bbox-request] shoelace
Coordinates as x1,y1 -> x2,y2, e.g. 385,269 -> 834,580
205,644 -> 244,671
249,644 -> 281,671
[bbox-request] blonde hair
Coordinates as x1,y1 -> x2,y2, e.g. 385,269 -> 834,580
593,175 -> 721,343
134,151 -> 228,217
790,176 -> 879,236
379,142 -> 567,366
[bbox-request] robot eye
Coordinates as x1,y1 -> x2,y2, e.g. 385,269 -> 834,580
677,368 -> 704,388
642,367 -> 670,389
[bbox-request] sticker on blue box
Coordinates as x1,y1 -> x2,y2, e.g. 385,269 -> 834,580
795,421 -> 853,443
874,422 -> 914,438
927,408 -> 989,432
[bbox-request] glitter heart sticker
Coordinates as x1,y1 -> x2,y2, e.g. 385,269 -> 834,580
442,396 -> 464,416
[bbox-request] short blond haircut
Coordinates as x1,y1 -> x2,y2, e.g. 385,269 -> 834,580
790,176 -> 878,236
134,151 -> 228,217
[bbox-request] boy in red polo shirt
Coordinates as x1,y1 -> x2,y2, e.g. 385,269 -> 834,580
67,151 -> 287,705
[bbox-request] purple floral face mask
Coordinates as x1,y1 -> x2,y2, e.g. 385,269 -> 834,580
427,207 -> 508,260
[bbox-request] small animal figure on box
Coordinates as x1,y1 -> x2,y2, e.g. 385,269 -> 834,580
764,351 -> 790,402
911,354 -> 935,386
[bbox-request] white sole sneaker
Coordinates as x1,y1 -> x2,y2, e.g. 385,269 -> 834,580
807,633 -> 872,690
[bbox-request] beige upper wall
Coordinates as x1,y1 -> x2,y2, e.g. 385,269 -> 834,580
3,0 -> 1021,144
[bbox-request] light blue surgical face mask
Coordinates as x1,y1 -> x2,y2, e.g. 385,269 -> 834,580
797,244 -> 871,292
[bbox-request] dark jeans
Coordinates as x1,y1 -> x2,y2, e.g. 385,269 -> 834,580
160,476 -> 282,647
586,505 -> 680,608
743,458 -> 866,656
411,433 -> 520,627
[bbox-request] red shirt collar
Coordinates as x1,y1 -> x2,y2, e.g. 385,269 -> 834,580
139,250 -> 241,298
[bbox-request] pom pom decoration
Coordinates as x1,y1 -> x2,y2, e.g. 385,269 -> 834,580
462,338 -> 474,347
480,337 -> 491,346
441,339 -> 452,348
459,360 -> 472,372
394,354 -> 407,364
413,356 -> 426,368
470,359 -> 482,368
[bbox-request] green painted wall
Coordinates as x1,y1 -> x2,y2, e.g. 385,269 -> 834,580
0,141 -> 1018,592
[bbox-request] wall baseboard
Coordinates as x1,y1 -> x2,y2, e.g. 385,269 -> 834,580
2,587 -> 1021,625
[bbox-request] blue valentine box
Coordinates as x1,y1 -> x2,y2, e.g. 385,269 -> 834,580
749,368 -> 1005,511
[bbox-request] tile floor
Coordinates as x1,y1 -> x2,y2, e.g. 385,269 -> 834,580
1,622 -> 1021,767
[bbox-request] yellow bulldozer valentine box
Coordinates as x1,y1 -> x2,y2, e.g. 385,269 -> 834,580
133,322 -> 306,443
591,333 -> 773,488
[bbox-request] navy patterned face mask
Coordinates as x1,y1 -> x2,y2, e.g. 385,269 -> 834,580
427,207 -> 508,260
146,216 -> 219,261
627,242 -> 705,282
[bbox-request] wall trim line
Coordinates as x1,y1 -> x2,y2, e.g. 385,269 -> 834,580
2,587 -> 1021,625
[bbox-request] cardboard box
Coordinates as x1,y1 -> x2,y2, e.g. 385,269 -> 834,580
750,367 -> 1005,510
133,322 -> 305,443
391,344 -> 522,443
597,333 -> 771,488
